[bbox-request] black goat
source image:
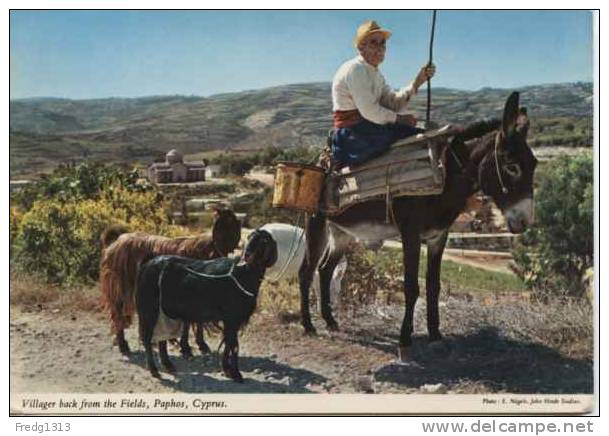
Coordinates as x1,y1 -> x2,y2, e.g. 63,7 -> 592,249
135,229 -> 277,381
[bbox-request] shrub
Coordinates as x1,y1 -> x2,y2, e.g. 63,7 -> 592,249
340,245 -> 402,307
9,206 -> 21,252
512,153 -> 593,297
12,161 -> 149,211
10,162 -> 188,285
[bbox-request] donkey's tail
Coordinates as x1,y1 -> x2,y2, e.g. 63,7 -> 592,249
454,118 -> 502,143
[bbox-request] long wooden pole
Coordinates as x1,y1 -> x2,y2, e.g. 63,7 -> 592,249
426,10 -> 437,127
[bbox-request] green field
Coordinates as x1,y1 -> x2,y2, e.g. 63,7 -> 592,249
375,247 -> 527,293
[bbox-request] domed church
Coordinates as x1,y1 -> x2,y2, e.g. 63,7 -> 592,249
147,149 -> 206,183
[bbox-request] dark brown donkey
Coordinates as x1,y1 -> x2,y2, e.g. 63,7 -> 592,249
299,92 -> 537,360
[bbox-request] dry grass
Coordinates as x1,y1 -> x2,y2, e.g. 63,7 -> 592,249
258,279 -> 302,322
10,271 -> 101,313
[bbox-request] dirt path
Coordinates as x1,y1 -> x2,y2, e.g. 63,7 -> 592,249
245,171 -> 275,187
10,291 -> 592,395
383,240 -> 514,275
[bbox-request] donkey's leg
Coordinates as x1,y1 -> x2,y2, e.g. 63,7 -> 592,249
159,340 -> 176,373
318,249 -> 345,331
195,322 -> 211,354
426,231 -> 448,343
398,225 -> 422,360
179,322 -> 194,359
299,213 -> 327,334
222,325 -> 243,383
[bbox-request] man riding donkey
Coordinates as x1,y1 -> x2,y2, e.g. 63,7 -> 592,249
329,20 -> 437,168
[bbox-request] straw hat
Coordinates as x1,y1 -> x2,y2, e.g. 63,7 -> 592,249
353,20 -> 392,48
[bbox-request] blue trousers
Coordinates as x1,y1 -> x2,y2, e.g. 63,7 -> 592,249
332,120 -> 424,167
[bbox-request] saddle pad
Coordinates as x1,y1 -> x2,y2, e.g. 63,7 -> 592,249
324,125 -> 456,215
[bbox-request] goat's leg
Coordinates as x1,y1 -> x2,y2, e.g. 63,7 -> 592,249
195,323 -> 211,354
299,213 -> 327,334
138,301 -> 160,378
112,299 -> 130,355
158,340 -> 176,373
143,341 -> 160,378
318,250 -> 344,331
179,322 -> 194,359
115,329 -> 131,356
398,225 -> 422,361
426,231 -> 448,343
222,326 -> 243,383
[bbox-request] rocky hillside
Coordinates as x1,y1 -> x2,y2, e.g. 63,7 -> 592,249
10,82 -> 592,176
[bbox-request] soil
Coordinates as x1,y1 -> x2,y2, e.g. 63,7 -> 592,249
10,291 -> 592,395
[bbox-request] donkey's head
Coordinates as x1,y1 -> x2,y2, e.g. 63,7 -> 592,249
478,92 -> 538,233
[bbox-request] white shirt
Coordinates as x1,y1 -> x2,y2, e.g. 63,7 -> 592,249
331,55 -> 417,125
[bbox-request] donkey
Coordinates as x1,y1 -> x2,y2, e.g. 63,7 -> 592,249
299,92 -> 537,360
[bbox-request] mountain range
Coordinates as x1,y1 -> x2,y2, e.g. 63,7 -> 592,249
10,81 -> 593,177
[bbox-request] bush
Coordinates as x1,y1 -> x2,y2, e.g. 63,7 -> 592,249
12,190 -> 182,285
9,206 -> 21,253
512,153 -> 593,297
12,161 -> 149,211
10,162 -> 188,285
340,245 -> 402,307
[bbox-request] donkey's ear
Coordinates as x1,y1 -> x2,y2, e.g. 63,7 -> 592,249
516,107 -> 530,139
502,92 -> 520,134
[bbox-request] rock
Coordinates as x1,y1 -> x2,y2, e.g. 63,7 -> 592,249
420,383 -> 448,394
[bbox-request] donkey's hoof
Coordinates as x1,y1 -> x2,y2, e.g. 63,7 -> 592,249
163,363 -> 176,374
326,321 -> 340,332
224,368 -> 244,383
180,347 -> 194,360
303,324 -> 317,336
198,343 -> 212,355
397,345 -> 413,363
428,332 -> 443,343
303,328 -> 317,337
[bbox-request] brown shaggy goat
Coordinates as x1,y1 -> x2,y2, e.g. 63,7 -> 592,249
99,208 -> 242,356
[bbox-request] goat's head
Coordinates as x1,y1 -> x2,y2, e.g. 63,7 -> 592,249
243,229 -> 278,270
211,207 -> 242,256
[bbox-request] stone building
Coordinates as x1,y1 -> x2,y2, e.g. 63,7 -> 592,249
147,149 -> 206,184
205,164 -> 222,179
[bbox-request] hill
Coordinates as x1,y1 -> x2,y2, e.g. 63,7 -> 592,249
10,82 -> 592,177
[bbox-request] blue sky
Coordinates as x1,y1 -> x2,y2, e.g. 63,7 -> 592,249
9,10 -> 594,99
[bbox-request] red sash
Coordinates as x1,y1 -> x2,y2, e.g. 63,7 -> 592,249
333,110 -> 363,128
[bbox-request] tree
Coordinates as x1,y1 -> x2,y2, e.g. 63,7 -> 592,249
512,153 -> 593,297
